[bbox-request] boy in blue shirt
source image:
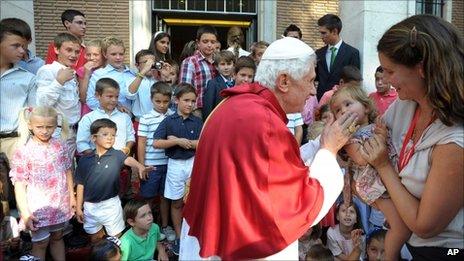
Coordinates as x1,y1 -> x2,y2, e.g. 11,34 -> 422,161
75,118 -> 150,243
137,82 -> 175,242
153,83 -> 203,254
87,36 -> 135,112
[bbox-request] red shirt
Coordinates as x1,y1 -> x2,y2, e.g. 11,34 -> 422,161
184,82 -> 324,260
369,89 -> 398,115
45,42 -> 87,70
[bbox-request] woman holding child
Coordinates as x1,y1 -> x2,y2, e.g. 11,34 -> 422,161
361,14 -> 463,260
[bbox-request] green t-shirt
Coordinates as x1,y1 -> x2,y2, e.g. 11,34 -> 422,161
120,223 -> 160,261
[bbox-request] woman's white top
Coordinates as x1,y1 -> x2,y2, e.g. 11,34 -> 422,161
384,99 -> 464,249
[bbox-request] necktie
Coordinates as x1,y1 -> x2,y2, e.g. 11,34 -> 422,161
330,46 -> 337,70
225,80 -> 234,88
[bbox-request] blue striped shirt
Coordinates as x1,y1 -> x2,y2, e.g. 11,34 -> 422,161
86,64 -> 136,111
138,109 -> 174,165
0,65 -> 36,133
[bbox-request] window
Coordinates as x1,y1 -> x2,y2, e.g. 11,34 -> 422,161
153,0 -> 256,14
416,0 -> 445,17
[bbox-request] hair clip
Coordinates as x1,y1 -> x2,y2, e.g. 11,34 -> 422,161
409,26 -> 418,48
154,31 -> 164,39
106,236 -> 121,247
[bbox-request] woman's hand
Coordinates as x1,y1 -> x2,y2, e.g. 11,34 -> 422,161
320,112 -> 358,155
360,133 -> 390,170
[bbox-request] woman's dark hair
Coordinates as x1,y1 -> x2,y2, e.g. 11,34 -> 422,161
148,31 -> 172,61
179,40 -> 197,63
377,14 -> 464,126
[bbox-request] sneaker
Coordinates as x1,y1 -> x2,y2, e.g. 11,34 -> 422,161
159,231 -> 166,241
162,226 -> 176,242
171,238 -> 180,255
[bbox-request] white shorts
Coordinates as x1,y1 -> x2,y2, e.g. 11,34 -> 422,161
83,196 -> 125,236
164,157 -> 194,200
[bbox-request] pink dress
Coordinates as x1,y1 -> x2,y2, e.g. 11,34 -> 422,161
10,138 -> 73,227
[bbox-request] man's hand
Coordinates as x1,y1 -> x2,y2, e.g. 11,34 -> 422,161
320,112 -> 358,155
56,67 -> 75,85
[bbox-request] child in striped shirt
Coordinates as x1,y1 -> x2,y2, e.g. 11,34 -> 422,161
137,81 -> 176,242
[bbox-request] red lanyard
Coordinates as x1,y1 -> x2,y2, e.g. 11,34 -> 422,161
397,108 -> 434,172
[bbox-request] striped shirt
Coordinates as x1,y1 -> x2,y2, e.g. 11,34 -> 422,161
179,50 -> 217,108
138,109 -> 174,166
0,66 -> 36,133
87,64 -> 135,111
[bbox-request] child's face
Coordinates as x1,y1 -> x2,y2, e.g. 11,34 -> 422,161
155,36 -> 170,54
136,54 -> 157,77
331,93 -> 368,125
197,33 -> 217,58
152,93 -> 171,114
375,72 -> 391,94
131,204 -> 154,232
234,67 -> 254,86
97,87 -> 119,112
337,204 -> 357,228
104,45 -> 125,69
159,65 -> 178,85
55,41 -> 81,67
367,238 -> 385,261
0,34 -> 27,64
253,47 -> 267,65
320,111 -> 333,124
28,115 -> 57,143
65,15 -> 86,39
92,127 -> 116,150
85,46 -> 104,68
217,60 -> 234,78
176,92 -> 196,117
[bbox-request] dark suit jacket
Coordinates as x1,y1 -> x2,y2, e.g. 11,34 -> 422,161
202,75 -> 232,120
315,41 -> 360,100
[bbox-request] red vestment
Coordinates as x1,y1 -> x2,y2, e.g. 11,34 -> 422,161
184,82 -> 324,259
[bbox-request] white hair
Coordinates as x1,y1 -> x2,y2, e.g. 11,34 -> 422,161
254,54 -> 316,90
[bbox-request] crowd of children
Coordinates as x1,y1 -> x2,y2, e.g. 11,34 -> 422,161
3,7 -> 449,261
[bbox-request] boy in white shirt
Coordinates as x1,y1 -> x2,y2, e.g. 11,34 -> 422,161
77,78 -> 135,155
36,32 -> 82,156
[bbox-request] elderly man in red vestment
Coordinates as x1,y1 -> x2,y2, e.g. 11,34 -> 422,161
181,37 -> 358,260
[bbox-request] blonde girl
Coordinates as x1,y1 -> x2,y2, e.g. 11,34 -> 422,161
9,106 -> 75,261
77,39 -> 105,115
330,85 -> 410,260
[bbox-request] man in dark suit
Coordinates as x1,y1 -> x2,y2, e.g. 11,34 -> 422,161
315,14 -> 360,100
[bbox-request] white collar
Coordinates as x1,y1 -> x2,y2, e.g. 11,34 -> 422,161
329,39 -> 343,50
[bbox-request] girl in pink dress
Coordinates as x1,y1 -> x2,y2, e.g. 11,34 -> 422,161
10,106 -> 75,261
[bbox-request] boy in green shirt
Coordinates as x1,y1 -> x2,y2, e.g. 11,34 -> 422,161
121,199 -> 168,261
